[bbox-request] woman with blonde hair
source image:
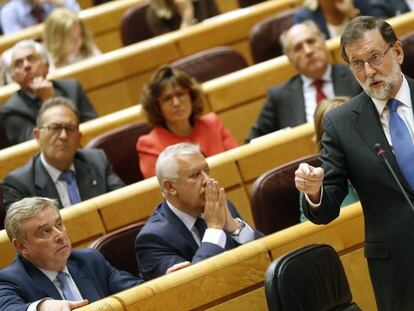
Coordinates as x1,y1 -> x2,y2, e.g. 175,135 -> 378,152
43,8 -> 100,69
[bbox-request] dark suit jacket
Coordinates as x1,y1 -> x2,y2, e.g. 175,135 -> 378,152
0,79 -> 97,146
371,0 -> 410,18
247,64 -> 362,141
302,76 -> 414,311
135,200 -> 263,280
0,249 -> 143,311
3,149 -> 125,210
292,0 -> 373,39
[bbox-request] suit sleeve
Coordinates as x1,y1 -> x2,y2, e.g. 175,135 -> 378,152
0,281 -> 32,311
247,87 -> 279,142
98,150 -> 125,191
3,174 -> 32,211
2,112 -> 35,146
74,81 -> 98,122
301,114 -> 349,224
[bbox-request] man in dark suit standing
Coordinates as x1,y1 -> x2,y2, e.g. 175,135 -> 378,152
3,97 -> 124,210
247,20 -> 361,142
1,39 -> 97,145
0,196 -> 143,310
295,16 -> 414,311
135,143 -> 263,280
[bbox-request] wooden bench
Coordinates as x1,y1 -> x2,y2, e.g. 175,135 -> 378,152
76,204 -> 375,311
0,123 -> 317,268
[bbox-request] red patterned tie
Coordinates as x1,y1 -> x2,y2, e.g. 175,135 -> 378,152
314,80 -> 327,104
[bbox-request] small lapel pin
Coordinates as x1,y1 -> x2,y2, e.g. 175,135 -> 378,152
92,180 -> 97,186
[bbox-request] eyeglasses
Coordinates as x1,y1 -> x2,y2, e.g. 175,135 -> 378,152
157,88 -> 190,105
348,45 -> 393,72
39,123 -> 79,136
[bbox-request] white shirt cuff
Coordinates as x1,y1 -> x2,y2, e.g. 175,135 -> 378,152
202,228 -> 226,249
231,221 -> 255,244
304,187 -> 323,208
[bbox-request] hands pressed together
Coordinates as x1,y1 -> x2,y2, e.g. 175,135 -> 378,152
29,76 -> 54,102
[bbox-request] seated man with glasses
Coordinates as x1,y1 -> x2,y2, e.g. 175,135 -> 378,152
0,39 -> 97,146
2,97 -> 124,210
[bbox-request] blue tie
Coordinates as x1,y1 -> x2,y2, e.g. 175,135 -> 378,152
387,98 -> 414,192
56,272 -> 79,301
59,170 -> 81,205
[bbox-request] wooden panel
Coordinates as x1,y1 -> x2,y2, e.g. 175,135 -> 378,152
60,201 -> 106,246
115,239 -> 270,310
215,0 -> 239,13
236,123 -> 317,182
341,248 -> 376,311
97,178 -> 163,232
0,230 -> 15,268
75,297 -> 125,311
208,152 -> 242,188
0,141 -> 38,182
226,187 -> 254,228
207,287 -> 267,311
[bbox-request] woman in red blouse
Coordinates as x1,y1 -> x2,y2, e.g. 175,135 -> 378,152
137,65 -> 238,178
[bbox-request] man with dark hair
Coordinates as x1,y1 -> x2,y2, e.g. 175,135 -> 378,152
296,16 -> 414,310
3,97 -> 124,210
136,143 -> 263,280
0,40 -> 97,145
247,20 -> 361,142
0,197 -> 143,311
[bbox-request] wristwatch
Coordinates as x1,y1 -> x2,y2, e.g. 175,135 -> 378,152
230,218 -> 245,236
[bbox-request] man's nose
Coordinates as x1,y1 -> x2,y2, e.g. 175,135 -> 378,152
364,61 -> 377,77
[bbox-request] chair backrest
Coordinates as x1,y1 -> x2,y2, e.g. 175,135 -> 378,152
250,154 -> 321,235
249,8 -> 297,64
89,221 -> 146,276
170,46 -> 249,83
0,119 -> 10,150
264,244 -> 361,311
401,30 -> 414,79
120,2 -> 153,46
0,182 -> 5,230
84,122 -> 153,185
238,0 -> 268,8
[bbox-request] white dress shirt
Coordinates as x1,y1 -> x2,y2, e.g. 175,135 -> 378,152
301,65 -> 335,122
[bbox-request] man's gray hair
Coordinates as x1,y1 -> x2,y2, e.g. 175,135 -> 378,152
3,39 -> 49,70
279,20 -> 325,55
5,197 -> 59,242
156,143 -> 201,195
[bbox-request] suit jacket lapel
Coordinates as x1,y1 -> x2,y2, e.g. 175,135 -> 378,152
73,153 -> 99,201
352,92 -> 412,193
33,155 -> 63,207
289,77 -> 306,123
21,257 -> 62,300
161,202 -> 199,255
67,258 -> 102,301
332,65 -> 348,94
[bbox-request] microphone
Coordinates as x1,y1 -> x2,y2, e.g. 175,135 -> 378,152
374,143 -> 414,212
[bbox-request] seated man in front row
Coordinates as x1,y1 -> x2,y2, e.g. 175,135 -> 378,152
0,197 -> 143,311
3,96 -> 125,210
136,143 -> 263,280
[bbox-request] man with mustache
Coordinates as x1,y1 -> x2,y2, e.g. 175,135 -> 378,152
135,143 -> 263,280
295,16 -> 414,311
0,197 -> 143,311
247,20 -> 361,142
2,97 -> 124,210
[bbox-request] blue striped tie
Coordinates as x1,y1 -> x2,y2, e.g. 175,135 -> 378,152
387,98 -> 414,192
59,170 -> 81,205
56,272 -> 78,301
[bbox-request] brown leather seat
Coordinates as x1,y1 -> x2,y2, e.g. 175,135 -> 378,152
250,154 -> 321,235
238,0 -> 268,8
89,221 -> 146,276
249,8 -> 297,64
401,31 -> 414,79
120,2 -> 153,46
84,122 -> 153,185
170,46 -> 248,83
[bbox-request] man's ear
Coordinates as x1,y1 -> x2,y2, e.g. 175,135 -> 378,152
163,179 -> 177,196
12,239 -> 28,257
33,128 -> 40,141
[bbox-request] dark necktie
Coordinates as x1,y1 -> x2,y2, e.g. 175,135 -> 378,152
314,80 -> 327,104
387,98 -> 414,192
193,218 -> 207,241
59,170 -> 81,205
56,272 -> 79,301
31,6 -> 45,23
